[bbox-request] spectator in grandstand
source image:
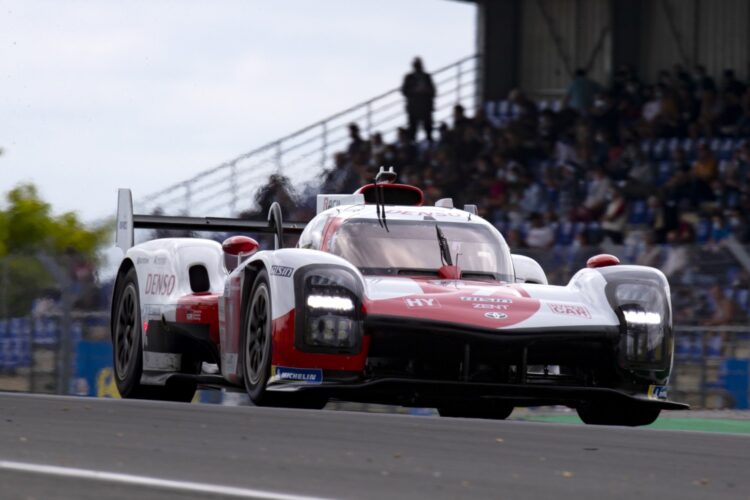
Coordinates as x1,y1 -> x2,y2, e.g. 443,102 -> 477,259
525,213 -> 554,248
721,68 -> 746,96
661,229 -> 691,278
693,64 -> 716,93
580,167 -> 611,220
563,68 -> 601,113
401,57 -> 436,142
692,143 -> 718,182
698,87 -> 723,136
245,174 -> 297,221
703,283 -> 742,356
716,90 -> 743,137
636,231 -> 663,267
347,123 -> 367,156
601,189 -> 627,244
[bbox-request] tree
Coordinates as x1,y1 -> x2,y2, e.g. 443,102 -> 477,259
0,183 -> 109,316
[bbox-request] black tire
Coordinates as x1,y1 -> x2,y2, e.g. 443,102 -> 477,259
438,401 -> 514,420
241,269 -> 327,410
242,270 -> 274,405
112,267 -> 195,403
577,403 -> 661,426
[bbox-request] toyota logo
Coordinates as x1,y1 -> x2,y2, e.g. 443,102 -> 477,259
484,312 -> 508,320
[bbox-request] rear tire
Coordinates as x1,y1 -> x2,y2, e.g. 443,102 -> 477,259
577,403 -> 661,426
112,267 -> 195,403
438,401 -> 514,420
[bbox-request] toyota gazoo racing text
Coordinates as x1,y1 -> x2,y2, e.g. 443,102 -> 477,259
111,168 -> 687,425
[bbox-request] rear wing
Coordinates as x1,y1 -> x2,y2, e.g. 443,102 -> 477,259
116,189 -> 307,252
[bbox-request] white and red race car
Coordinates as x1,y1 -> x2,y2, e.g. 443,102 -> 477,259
111,169 -> 687,425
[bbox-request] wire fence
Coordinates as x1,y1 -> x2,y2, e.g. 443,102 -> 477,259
134,55 -> 480,218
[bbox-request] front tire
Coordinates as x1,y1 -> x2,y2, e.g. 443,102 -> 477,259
242,270 -> 274,405
112,267 -> 195,402
241,269 -> 328,410
577,403 -> 661,426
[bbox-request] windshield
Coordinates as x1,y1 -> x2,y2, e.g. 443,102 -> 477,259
328,219 -> 514,281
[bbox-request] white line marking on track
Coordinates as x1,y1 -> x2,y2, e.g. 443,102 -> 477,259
0,460 -> 334,500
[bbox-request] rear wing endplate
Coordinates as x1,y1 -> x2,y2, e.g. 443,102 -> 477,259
116,188 -> 306,252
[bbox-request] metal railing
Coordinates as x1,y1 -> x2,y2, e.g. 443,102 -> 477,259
135,55 -> 480,218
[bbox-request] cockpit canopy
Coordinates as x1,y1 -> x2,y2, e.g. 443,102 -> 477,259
300,212 -> 514,282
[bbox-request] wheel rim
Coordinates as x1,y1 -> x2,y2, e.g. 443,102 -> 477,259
114,284 -> 139,381
245,285 -> 271,386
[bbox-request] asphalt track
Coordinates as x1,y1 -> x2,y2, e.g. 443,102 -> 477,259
0,393 -> 748,499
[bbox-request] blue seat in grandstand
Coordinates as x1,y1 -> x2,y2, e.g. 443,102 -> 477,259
640,139 -> 653,156
656,161 -> 673,186
628,199 -> 648,225
555,221 -> 577,246
710,137 -> 722,155
551,99 -> 563,112
719,138 -> 735,160
696,218 -> 712,243
537,100 -> 549,111
667,137 -> 680,153
682,138 -> 702,161
651,139 -> 668,160
736,289 -> 750,312
518,221 -> 530,241
497,100 -> 511,117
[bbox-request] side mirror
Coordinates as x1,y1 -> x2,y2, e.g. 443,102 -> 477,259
511,254 -> 548,285
222,236 -> 259,272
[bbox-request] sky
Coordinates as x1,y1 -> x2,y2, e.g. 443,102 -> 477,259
0,0 -> 475,223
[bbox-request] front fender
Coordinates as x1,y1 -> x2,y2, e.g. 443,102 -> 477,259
572,265 -> 673,386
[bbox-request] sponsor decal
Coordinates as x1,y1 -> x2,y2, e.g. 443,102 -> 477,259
484,311 -> 508,320
118,220 -> 128,230
145,273 -> 176,296
271,265 -> 294,278
473,303 -> 509,310
185,309 -> 202,321
548,303 -> 592,319
153,256 -> 168,266
647,385 -> 668,400
404,298 -> 440,308
461,296 -> 513,304
275,366 -> 323,384
136,257 -> 149,265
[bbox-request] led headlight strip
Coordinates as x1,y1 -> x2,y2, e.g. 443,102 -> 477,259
623,310 -> 661,325
306,295 -> 355,312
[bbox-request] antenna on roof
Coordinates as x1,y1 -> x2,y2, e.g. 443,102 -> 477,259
375,166 -> 397,185
374,166 -> 395,232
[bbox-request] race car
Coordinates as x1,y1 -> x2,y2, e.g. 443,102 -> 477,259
111,167 -> 688,425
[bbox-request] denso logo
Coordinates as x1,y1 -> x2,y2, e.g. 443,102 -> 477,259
145,273 -> 176,296
404,298 -> 440,308
548,303 -> 591,319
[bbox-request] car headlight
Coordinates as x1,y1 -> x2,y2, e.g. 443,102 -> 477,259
613,282 -> 671,365
294,265 -> 363,354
